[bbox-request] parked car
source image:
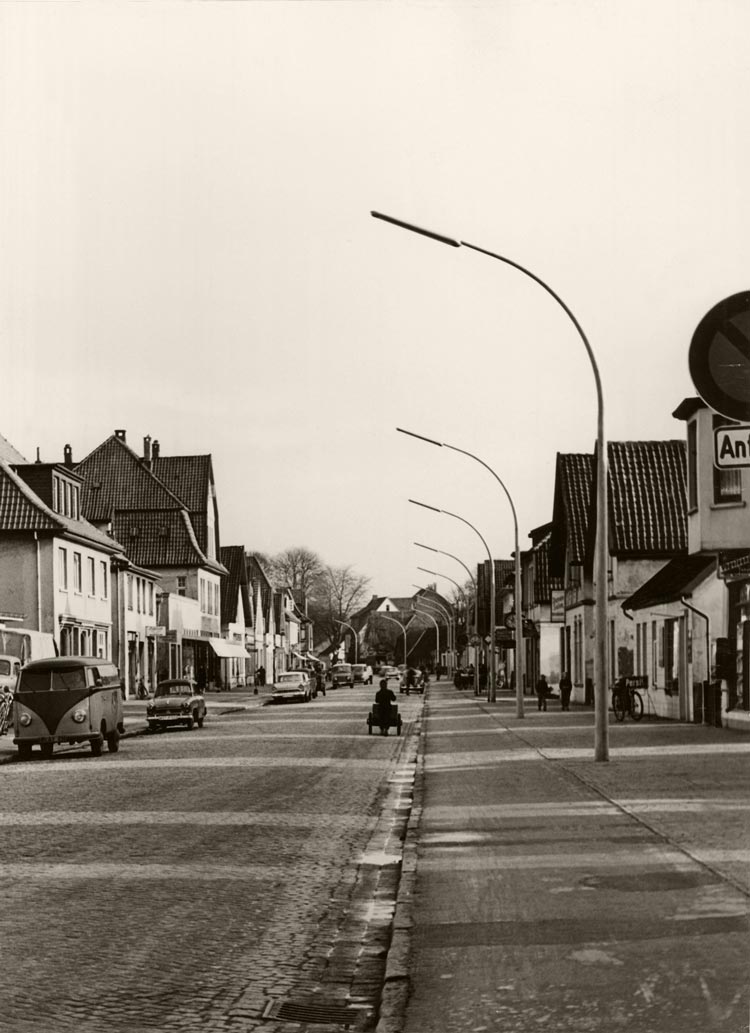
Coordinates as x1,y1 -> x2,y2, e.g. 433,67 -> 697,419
147,679 -> 206,731
0,654 -> 21,694
352,663 -> 373,685
331,663 -> 354,689
270,670 -> 313,704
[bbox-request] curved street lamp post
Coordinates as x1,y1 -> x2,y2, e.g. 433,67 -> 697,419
376,613 -> 411,668
333,619 -> 358,665
412,587 -> 455,674
416,565 -> 474,688
376,210 -> 608,759
401,427 -> 524,716
415,543 -> 480,694
411,606 -> 443,674
410,499 -> 496,703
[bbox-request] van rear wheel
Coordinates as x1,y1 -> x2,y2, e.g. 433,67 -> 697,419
106,729 -> 120,753
90,736 -> 103,757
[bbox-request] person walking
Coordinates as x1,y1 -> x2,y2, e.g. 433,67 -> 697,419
316,670 -> 326,698
559,671 -> 572,711
257,665 -> 266,688
536,674 -> 549,712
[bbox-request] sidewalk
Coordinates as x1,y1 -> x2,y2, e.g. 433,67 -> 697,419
381,680 -> 750,1033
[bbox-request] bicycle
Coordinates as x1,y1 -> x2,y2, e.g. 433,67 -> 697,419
612,683 -> 644,722
0,691 -> 13,736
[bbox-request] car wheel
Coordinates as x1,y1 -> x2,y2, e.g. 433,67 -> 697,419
90,736 -> 103,757
106,729 -> 120,753
41,742 -> 54,760
185,716 -> 195,731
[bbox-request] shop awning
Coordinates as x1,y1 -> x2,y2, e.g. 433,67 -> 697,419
207,638 -> 251,659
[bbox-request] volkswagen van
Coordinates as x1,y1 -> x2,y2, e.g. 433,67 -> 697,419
13,657 -> 124,760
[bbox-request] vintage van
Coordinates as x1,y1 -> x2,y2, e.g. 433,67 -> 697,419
13,657 -> 124,760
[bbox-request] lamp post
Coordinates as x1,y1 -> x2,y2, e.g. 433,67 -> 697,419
377,613 -> 410,667
410,499 -> 496,703
411,606 -> 442,674
376,211 -> 607,759
400,427 -> 524,717
415,544 -> 479,694
333,619 -> 358,664
417,566 -> 473,690
412,587 -> 455,673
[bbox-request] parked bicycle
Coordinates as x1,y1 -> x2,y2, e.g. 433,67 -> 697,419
0,690 -> 13,736
611,677 -> 644,722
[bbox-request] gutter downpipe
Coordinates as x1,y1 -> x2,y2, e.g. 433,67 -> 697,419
34,532 -> 42,630
681,596 -> 711,726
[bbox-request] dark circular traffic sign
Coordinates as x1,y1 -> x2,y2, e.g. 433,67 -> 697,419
689,291 -> 750,421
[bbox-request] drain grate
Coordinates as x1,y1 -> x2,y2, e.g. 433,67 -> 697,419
262,998 -> 370,1027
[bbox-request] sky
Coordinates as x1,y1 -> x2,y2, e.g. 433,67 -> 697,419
3,0 -> 749,599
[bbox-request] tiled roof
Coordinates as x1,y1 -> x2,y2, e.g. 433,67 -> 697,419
110,509 -> 217,570
526,529 -> 563,603
76,435 -> 185,522
220,546 -> 248,625
609,441 -> 687,554
622,554 -> 717,612
0,432 -> 26,464
551,442 -> 687,570
151,455 -> 212,513
0,461 -> 122,552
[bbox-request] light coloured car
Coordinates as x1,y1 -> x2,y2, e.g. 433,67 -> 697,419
271,670 -> 313,704
380,666 -> 400,681
351,663 -> 374,685
147,679 -> 206,731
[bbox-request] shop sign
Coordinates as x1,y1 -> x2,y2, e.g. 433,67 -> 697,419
550,590 -> 565,622
714,424 -> 750,468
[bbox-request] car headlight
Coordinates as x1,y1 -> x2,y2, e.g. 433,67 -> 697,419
19,713 -> 32,727
72,709 -> 87,723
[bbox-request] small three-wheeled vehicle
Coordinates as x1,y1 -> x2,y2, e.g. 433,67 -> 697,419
366,701 -> 402,736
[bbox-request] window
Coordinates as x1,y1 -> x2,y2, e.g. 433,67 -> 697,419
651,621 -> 658,686
148,582 -> 154,616
73,552 -> 82,593
58,547 -> 68,591
53,476 -> 60,514
72,485 -> 80,520
177,576 -> 187,597
127,574 -> 134,611
136,578 -> 142,614
713,417 -> 743,504
200,578 -> 206,612
88,557 -> 95,596
100,560 -> 108,599
214,583 -> 220,617
64,481 -> 71,517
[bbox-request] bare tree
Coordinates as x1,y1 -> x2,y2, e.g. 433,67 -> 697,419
269,546 -> 323,595
308,564 -> 371,646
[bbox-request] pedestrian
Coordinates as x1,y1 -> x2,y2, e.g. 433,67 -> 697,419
375,678 -> 396,736
137,677 -> 148,700
258,665 -> 266,688
405,666 -> 416,696
434,663 -> 442,682
316,670 -> 326,697
536,674 -> 549,711
560,671 -> 572,711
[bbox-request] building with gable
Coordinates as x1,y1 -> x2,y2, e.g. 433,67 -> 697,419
74,430 -> 227,692
219,545 -> 254,689
246,553 -> 276,682
548,440 -> 688,708
0,457 -> 122,659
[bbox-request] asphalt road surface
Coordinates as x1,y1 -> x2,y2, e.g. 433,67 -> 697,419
0,685 -> 423,1033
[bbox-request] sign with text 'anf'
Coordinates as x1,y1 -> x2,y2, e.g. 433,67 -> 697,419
714,424 -> 750,468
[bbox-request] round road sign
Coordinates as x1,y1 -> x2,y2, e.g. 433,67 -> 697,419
689,292 -> 750,422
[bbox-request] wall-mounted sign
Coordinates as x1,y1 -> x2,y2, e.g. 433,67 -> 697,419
714,424 -> 750,468
689,292 -> 750,422
550,590 -> 565,622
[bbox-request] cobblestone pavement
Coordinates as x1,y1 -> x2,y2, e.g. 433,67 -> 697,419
0,688 -> 423,1033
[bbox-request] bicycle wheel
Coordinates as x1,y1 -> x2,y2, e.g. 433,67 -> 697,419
630,690 -> 644,721
612,691 -> 626,722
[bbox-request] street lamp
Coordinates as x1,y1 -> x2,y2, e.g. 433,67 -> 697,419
333,619 -> 358,664
417,565 -> 474,691
410,498 -> 496,703
415,543 -> 480,694
410,606 -> 442,674
377,612 -> 411,667
400,426 -> 524,717
412,586 -> 455,673
375,210 -> 608,759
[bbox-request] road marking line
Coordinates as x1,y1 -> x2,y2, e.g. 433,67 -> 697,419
0,810 -> 372,827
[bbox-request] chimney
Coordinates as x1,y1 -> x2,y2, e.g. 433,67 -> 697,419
152,439 -> 160,460
35,447 -> 41,464
143,435 -> 152,464
63,444 -> 73,468
114,429 -> 126,443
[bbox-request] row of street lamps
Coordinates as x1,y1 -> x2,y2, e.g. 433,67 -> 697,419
373,209 -> 610,761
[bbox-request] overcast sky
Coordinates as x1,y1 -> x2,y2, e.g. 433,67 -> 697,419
3,1 -> 748,597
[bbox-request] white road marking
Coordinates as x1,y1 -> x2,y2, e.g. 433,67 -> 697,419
0,810 -> 371,828
2,862 -> 292,881
2,756 -> 388,773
